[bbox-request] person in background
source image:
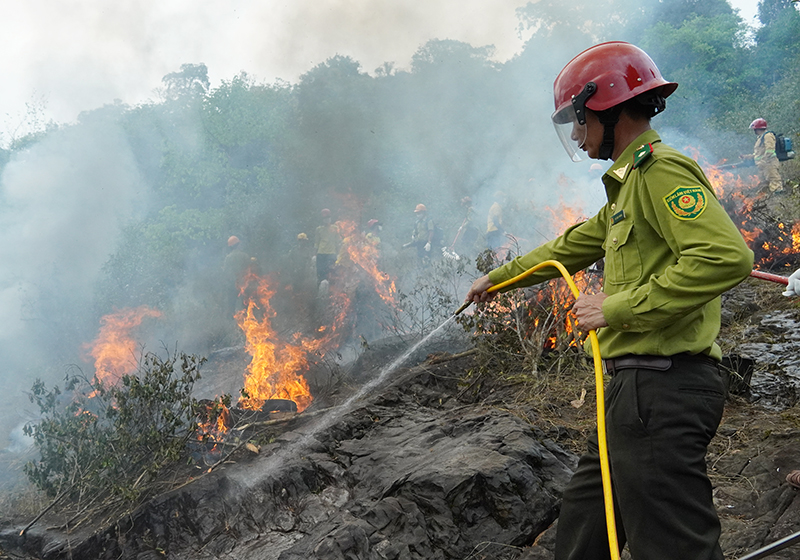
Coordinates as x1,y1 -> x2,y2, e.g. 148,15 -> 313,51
287,233 -> 317,330
742,118 -> 784,195
314,208 -> 340,284
223,235 -> 257,316
365,219 -> 382,248
403,203 -> 435,264
486,190 -> 506,250
465,41 -> 753,560
452,196 -> 480,258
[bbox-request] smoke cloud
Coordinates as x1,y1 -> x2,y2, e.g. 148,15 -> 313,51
0,113 -> 146,447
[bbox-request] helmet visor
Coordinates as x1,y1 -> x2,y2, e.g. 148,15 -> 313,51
552,105 -> 587,162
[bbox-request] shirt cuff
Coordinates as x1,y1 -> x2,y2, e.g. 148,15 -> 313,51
602,292 -> 636,333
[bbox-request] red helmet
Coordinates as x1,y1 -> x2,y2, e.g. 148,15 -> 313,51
749,118 -> 767,130
552,42 -> 677,161
320,208 -> 331,218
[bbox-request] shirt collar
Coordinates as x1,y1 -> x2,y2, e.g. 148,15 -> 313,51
603,129 -> 663,185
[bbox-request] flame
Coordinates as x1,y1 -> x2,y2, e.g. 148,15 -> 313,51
541,193 -> 588,237
699,155 -> 800,270
196,401 -> 232,448
336,220 -> 397,306
236,272 -> 313,412
84,306 -> 162,385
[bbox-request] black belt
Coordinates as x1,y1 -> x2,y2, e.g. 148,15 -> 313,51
603,353 -> 718,376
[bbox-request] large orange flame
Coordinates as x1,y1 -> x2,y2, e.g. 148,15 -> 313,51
84,306 -> 162,385
236,272 -> 313,412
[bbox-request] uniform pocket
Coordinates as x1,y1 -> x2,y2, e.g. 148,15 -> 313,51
606,220 -> 643,285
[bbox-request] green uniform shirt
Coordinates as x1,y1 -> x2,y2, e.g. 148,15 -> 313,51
412,216 -> 434,243
487,130 -> 754,360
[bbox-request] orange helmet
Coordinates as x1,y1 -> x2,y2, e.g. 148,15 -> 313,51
414,203 -> 427,213
749,118 -> 767,130
227,235 -> 240,247
552,42 -> 677,162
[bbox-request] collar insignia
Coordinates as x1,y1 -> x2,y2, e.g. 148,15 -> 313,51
612,163 -> 629,180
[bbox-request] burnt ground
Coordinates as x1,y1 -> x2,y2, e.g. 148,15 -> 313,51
3,278 -> 800,559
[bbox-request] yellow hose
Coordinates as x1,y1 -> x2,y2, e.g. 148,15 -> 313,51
485,259 -> 620,559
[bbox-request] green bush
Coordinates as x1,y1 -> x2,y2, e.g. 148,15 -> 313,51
23,351 -> 209,503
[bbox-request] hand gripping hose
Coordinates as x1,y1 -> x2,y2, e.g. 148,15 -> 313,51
456,259 -> 620,559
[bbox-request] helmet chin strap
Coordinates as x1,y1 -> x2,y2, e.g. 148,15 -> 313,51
597,106 -> 623,161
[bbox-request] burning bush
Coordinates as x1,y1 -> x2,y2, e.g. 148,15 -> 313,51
23,351 -> 214,505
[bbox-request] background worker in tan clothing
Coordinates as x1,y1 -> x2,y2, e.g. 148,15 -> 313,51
744,118 -> 784,195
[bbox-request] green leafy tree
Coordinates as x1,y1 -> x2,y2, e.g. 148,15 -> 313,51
752,0 -> 800,86
639,13 -> 749,129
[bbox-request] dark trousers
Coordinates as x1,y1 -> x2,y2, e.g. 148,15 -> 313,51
555,354 -> 725,560
316,253 -> 336,283
486,229 -> 504,250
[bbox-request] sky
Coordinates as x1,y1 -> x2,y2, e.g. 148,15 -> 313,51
0,0 -> 761,142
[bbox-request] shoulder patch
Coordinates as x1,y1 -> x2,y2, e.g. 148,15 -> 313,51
632,143 -> 653,169
663,186 -> 707,221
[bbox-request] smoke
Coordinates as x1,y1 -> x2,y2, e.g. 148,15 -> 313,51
0,0 -> 755,466
0,109 -> 147,449
1,0 -> 532,130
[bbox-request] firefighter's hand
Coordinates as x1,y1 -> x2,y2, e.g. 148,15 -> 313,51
424,242 -> 431,252
465,275 -> 496,303
573,292 -> 609,331
783,269 -> 800,297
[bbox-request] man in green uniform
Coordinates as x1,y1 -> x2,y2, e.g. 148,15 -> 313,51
465,42 -> 754,560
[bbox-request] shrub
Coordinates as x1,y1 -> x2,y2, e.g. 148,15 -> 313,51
23,351 -> 209,504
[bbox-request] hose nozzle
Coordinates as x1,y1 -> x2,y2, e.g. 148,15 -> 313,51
454,301 -> 472,316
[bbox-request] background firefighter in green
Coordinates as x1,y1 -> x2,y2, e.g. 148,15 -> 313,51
465,42 -> 753,560
402,203 -> 435,263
